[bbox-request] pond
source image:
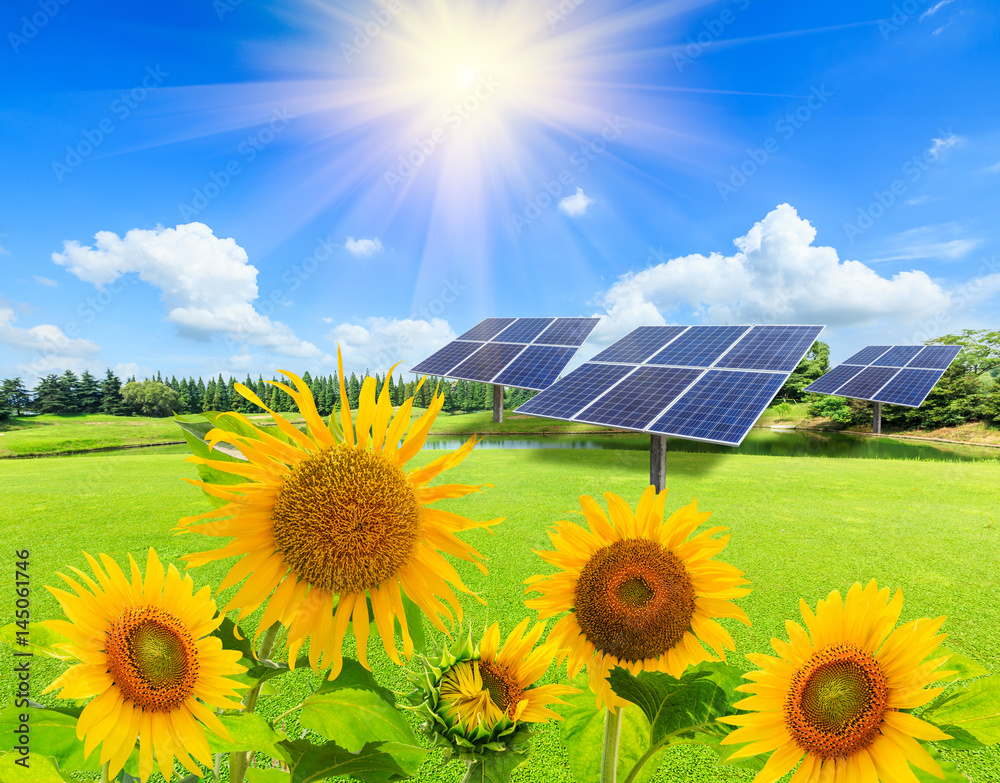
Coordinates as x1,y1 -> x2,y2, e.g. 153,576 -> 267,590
422,429 -> 999,462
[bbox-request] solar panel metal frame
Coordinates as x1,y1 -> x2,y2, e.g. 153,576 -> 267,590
803,344 -> 961,408
408,316 -> 600,391
516,324 -> 824,446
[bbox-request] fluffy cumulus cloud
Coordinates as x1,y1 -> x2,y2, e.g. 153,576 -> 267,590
592,204 -> 955,346
325,316 -> 455,375
345,236 -> 383,258
559,188 -> 595,217
52,223 -> 325,358
0,301 -> 100,377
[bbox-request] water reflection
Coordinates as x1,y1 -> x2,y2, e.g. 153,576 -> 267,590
422,429 -> 999,463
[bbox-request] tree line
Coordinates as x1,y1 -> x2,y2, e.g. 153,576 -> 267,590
0,368 -> 538,421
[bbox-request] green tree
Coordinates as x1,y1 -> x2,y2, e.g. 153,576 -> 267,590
203,379 -> 217,412
76,370 -> 102,413
2,378 -> 31,416
930,329 -> 1000,375
99,369 -> 127,415
175,381 -> 192,414
348,373 -> 361,408
58,369 -> 81,414
121,380 -> 180,417
777,341 -> 830,402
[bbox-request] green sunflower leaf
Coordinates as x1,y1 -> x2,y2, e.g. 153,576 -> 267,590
922,674 -> 1000,746
929,646 -> 991,682
0,704 -> 98,772
0,751 -> 74,783
0,623 -> 72,660
206,712 -> 287,757
275,738 -> 412,783
246,770 -> 292,783
300,660 -> 426,777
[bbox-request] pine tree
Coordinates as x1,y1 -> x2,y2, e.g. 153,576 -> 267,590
175,381 -> 192,414
77,370 -> 102,413
2,378 -> 31,416
203,379 -> 216,412
348,373 -> 361,408
99,370 -> 126,415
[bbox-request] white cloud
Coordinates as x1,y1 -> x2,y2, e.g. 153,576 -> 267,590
345,237 -> 383,258
868,223 -> 980,263
983,161 -> 1000,174
325,317 -> 455,375
33,276 -> 59,287
920,0 -> 954,20
930,132 -> 964,156
0,302 -> 101,380
52,222 -> 326,359
592,204 -> 955,346
559,188 -> 595,217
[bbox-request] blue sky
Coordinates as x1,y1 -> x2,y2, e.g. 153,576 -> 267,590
2,0 -> 998,383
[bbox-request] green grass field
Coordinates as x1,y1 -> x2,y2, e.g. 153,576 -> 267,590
2,445 -> 999,782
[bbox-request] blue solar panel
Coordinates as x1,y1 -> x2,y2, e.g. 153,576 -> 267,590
832,366 -> 899,400
871,369 -> 943,407
456,318 -> 517,341
575,367 -> 703,431
907,345 -> 962,370
534,317 -> 600,346
495,317 -> 555,344
590,326 -> 687,364
715,326 -> 823,372
874,346 -> 924,367
648,370 -> 787,446
803,364 -> 866,395
842,345 -> 892,365
493,346 -> 576,390
516,363 -> 634,419
448,342 -> 526,383
647,325 -> 751,368
410,341 -> 483,375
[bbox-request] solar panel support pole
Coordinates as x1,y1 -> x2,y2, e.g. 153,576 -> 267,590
873,401 -> 882,435
650,434 -> 667,493
493,384 -> 504,424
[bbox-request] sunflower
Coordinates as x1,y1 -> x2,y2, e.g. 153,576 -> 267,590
525,486 -> 751,711
412,618 -> 577,759
41,549 -> 246,783
719,580 -> 955,783
177,350 -> 498,679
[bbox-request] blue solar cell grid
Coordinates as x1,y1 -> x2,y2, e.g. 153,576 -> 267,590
495,317 -> 555,344
590,326 -> 687,364
576,367 -> 703,431
872,369 -> 942,407
649,370 -> 787,446
842,345 -> 892,365
803,364 -> 866,395
874,346 -> 924,367
449,342 -> 526,383
832,366 -> 899,400
647,325 -> 751,368
907,345 -> 962,370
456,318 -> 516,341
493,346 -> 576,390
534,317 -> 599,346
516,363 -> 634,420
410,340 -> 483,375
715,325 -> 823,372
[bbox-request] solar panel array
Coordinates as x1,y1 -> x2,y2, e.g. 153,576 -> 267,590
803,344 -> 962,407
516,324 -> 824,446
409,317 -> 600,390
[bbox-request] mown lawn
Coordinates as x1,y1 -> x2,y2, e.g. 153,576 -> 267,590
2,447 -> 999,782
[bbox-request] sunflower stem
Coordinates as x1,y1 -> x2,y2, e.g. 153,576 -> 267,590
230,621 -> 282,783
100,762 -> 111,783
600,707 -> 623,783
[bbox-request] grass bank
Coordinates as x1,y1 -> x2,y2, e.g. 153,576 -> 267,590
2,447 -> 998,781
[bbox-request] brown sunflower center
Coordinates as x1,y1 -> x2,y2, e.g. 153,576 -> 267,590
271,444 -> 421,593
574,538 -> 695,663
785,643 -> 889,758
478,659 -> 525,718
105,605 -> 199,711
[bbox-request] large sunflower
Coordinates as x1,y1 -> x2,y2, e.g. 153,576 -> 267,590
719,580 -> 955,783
41,549 -> 246,783
525,486 -> 751,711
177,351 -> 498,679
